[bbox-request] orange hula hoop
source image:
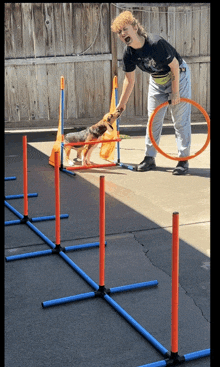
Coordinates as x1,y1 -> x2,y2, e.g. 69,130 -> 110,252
148,98 -> 210,161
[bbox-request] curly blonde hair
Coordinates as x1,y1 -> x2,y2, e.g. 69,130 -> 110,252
111,10 -> 147,38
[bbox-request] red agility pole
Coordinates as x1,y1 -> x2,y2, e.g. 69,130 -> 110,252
99,176 -> 105,288
67,163 -> 117,171
171,212 -> 179,356
55,152 -> 60,247
64,138 -> 121,147
65,139 -> 121,171
23,135 -> 28,217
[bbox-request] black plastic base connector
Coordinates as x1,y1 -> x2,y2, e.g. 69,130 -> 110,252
20,215 -> 30,224
95,286 -> 110,298
52,244 -> 65,254
166,352 -> 185,366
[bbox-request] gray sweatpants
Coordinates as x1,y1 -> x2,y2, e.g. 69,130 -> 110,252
145,60 -> 191,158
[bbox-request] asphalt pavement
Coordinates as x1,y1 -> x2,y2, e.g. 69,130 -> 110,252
5,129 -> 210,367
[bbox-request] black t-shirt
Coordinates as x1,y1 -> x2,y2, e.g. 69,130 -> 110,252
122,33 -> 183,76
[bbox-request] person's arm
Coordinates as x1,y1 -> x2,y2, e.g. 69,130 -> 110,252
117,70 -> 135,112
168,57 -> 180,105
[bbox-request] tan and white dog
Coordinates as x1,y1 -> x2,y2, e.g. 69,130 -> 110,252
64,109 -> 122,166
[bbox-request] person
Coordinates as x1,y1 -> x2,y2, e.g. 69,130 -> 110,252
111,10 -> 191,175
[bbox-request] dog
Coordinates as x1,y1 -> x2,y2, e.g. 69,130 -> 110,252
64,109 -> 123,166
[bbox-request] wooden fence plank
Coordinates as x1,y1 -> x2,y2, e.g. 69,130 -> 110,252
159,6 -> 167,39
72,3 -> 83,55
167,6 -> 175,48
5,3 -> 15,59
16,65 -> 30,121
190,63 -> 200,115
46,64 -> 59,120
5,66 -> 20,122
44,3 -> 56,57
102,60 -> 111,113
93,60 -> 104,117
32,3 -> 46,57
199,63 -> 208,112
150,6 -> 160,34
192,5 -> 200,57
27,65 -> 39,121
36,64 -> 48,119
134,67 -> 143,116
174,6 -> 184,56
142,72 -> 150,117
66,63 -> 77,120
21,4 -> 35,58
63,3 -> 73,56
200,6 -> 209,56
12,3 -> 23,58
53,3 -> 65,56
101,3 -> 110,54
183,6 -> 192,57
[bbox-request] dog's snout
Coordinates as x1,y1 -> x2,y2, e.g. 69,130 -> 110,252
107,114 -> 113,122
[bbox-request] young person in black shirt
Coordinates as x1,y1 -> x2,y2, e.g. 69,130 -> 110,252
111,10 -> 191,174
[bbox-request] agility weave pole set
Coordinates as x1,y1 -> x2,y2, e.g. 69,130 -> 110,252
5,136 -> 68,228
49,76 -> 134,174
5,148 -> 210,365
4,142 -> 103,260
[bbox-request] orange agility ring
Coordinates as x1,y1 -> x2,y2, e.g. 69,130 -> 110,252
148,98 -> 210,161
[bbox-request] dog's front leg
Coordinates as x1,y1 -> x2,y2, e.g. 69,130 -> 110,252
82,147 -> 89,166
86,144 -> 97,165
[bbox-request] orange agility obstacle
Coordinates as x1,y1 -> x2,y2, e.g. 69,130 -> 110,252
148,98 -> 210,161
49,76 -> 134,174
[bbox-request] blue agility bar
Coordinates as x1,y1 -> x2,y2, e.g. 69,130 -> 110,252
5,193 -> 38,200
42,291 -> 96,308
4,214 -> 68,226
31,214 -> 69,222
110,280 -> 158,294
4,200 -> 24,220
5,249 -> 53,262
59,251 -> 99,291
26,221 -> 56,249
118,162 -> 135,171
5,199 -> 57,254
104,294 -> 168,357
4,176 -> 16,181
64,241 -> 107,252
138,360 -> 167,367
5,219 -> 22,226
138,348 -> 210,366
60,167 -> 76,176
184,348 -> 210,362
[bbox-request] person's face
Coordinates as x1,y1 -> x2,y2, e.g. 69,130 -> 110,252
117,23 -> 138,46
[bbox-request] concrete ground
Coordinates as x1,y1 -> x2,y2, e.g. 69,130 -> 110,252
5,129 -> 210,367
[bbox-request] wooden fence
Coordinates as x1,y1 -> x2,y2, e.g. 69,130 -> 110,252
5,3 -> 210,128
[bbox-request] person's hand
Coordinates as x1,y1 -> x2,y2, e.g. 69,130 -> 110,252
171,92 -> 180,105
116,103 -> 126,113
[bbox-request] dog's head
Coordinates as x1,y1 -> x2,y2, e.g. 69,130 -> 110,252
102,108 -> 123,132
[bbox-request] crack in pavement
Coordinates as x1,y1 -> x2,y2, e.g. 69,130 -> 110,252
132,233 -> 210,324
